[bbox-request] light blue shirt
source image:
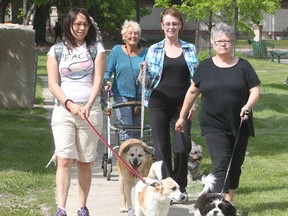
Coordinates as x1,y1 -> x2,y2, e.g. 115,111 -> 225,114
104,45 -> 148,98
144,39 -> 198,106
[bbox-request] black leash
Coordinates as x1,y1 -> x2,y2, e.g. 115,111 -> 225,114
221,117 -> 245,194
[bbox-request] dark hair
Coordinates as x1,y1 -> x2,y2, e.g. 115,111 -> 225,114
63,8 -> 97,50
160,7 -> 183,30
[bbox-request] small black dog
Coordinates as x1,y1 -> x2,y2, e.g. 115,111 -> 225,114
187,141 -> 203,181
194,174 -> 237,216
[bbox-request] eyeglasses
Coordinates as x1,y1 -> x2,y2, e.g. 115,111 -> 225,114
73,22 -> 90,29
162,22 -> 180,28
214,40 -> 233,46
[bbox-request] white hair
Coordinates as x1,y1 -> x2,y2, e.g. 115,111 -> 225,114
121,20 -> 141,36
210,22 -> 236,44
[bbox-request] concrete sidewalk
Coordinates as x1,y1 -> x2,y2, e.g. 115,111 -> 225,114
40,76 -> 196,216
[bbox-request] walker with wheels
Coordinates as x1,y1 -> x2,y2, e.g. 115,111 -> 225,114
101,62 -> 150,181
101,90 -> 152,181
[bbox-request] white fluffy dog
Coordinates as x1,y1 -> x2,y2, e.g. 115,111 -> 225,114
134,161 -> 186,216
188,141 -> 203,181
194,174 -> 237,216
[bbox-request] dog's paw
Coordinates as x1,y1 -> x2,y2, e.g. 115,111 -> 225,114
120,207 -> 128,213
187,174 -> 193,182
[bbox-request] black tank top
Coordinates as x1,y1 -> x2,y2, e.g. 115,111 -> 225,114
150,52 -> 190,107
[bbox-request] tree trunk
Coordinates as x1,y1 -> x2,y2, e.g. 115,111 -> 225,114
232,0 -> 238,48
11,0 -> 22,24
23,2 -> 36,25
208,10 -> 213,57
33,4 -> 50,46
194,19 -> 200,53
0,0 -> 10,23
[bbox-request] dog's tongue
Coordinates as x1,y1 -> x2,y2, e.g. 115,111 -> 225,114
193,158 -> 201,163
132,165 -> 139,171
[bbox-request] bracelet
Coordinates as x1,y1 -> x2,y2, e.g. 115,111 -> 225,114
64,99 -> 74,112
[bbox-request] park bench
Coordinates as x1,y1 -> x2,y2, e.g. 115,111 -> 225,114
247,39 -> 255,50
269,50 -> 288,63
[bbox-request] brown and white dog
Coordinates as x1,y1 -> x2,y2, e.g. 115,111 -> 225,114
117,138 -> 153,213
134,161 -> 186,216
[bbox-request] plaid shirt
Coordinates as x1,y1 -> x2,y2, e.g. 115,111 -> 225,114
144,39 -> 198,106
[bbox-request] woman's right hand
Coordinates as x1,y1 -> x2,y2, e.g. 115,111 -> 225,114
66,102 -> 84,117
175,117 -> 185,133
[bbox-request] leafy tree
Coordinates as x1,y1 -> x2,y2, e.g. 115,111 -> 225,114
88,0 -> 150,31
0,0 -> 52,45
34,3 -> 50,45
21,1 -> 36,25
154,0 -> 281,53
1,0 -> 149,45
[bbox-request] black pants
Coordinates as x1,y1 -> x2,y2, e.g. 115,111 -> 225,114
204,129 -> 249,193
148,105 -> 191,191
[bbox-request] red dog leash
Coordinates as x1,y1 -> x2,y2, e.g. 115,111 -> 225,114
84,115 -> 146,183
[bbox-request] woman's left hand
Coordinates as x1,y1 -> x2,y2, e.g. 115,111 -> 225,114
80,103 -> 92,119
175,117 -> 185,133
240,105 -> 251,121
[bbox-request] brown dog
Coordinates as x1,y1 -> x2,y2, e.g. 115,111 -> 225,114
117,138 -> 153,213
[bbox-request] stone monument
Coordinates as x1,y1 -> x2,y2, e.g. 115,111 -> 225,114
0,24 -> 36,108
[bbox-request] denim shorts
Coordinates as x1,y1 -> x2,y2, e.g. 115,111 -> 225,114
51,102 -> 103,163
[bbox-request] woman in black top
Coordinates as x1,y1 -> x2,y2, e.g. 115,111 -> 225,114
175,22 -> 260,203
140,7 -> 198,201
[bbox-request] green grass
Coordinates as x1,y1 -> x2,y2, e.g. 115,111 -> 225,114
236,39 -> 288,49
236,60 -> 288,216
0,51 -> 55,215
189,58 -> 288,215
34,51 -> 48,104
37,51 -> 48,76
1,49 -> 288,215
0,108 -> 55,215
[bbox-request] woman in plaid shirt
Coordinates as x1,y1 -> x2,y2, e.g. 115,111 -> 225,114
139,7 -> 198,201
